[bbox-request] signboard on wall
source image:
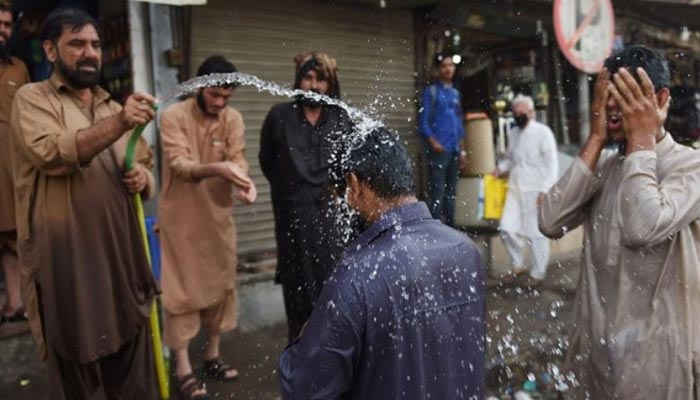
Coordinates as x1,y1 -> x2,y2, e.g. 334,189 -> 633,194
553,0 -> 615,74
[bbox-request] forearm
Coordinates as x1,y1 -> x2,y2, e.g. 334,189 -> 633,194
76,114 -> 128,164
578,134 -> 607,172
538,158 -> 600,238
619,151 -> 700,248
191,162 -> 223,181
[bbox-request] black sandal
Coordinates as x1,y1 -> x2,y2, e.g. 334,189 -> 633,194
176,373 -> 210,400
202,357 -> 239,381
0,308 -> 28,324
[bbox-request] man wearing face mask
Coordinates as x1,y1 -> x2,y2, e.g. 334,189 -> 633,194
278,128 -> 485,399
159,55 -> 257,399
10,8 -> 159,398
259,51 -> 352,342
492,94 -> 558,286
0,2 -> 30,325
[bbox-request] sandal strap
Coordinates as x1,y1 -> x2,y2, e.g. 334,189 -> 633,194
178,373 -> 206,399
203,357 -> 238,380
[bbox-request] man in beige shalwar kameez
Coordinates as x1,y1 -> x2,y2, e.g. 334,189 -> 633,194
159,55 -> 256,399
539,45 -> 700,399
11,8 -> 159,398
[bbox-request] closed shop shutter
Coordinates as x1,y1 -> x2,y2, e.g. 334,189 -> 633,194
190,0 -> 417,257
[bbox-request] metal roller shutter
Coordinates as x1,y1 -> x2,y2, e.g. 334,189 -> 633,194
190,0 -> 417,257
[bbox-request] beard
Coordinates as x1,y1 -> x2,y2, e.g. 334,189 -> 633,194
295,90 -> 323,108
0,43 -> 11,64
56,53 -> 100,89
196,91 -> 219,117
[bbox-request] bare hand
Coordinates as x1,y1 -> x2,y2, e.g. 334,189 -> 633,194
459,152 -> 466,170
590,68 -> 609,141
121,92 -> 157,129
235,182 -> 257,205
217,161 -> 253,188
609,67 -> 664,149
429,138 -> 445,154
123,165 -> 149,194
491,168 -> 501,178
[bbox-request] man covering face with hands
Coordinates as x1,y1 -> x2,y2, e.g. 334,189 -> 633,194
539,45 -> 700,399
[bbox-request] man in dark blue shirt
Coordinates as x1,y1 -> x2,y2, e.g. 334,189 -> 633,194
419,53 -> 466,227
278,127 -> 485,399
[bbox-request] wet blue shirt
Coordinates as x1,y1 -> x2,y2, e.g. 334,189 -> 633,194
278,202 -> 486,400
419,82 -> 465,153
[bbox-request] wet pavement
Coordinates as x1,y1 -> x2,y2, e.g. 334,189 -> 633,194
0,253 -> 579,400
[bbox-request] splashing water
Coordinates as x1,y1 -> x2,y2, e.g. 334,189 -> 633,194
159,72 -> 391,243
160,72 -> 383,151
159,73 -> 577,400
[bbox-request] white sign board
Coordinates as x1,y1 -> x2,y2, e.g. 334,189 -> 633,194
553,0 -> 615,74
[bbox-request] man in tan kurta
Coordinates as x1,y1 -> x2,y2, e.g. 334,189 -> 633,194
10,8 -> 159,398
159,55 -> 256,398
539,45 -> 700,399
0,3 -> 30,323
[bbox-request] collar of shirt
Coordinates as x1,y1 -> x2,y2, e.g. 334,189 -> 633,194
348,202 -> 432,252
48,72 -> 111,106
436,80 -> 453,90
656,129 -> 675,158
294,101 -> 331,127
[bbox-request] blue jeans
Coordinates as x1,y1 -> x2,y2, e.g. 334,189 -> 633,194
426,149 -> 459,226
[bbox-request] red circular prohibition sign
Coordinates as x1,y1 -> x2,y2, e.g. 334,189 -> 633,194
553,0 -> 615,74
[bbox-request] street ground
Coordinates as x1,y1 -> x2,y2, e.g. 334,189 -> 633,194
0,253 -> 579,400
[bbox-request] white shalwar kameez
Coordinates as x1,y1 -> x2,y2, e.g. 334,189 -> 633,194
498,119 -> 558,279
538,133 -> 700,399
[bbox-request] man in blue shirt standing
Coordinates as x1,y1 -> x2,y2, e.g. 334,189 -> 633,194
420,53 -> 466,226
278,127 -> 485,400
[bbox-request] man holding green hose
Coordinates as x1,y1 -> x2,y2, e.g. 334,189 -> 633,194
10,8 -> 160,399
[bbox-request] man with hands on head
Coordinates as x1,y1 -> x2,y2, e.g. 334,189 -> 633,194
539,45 -> 700,399
10,8 -> 160,398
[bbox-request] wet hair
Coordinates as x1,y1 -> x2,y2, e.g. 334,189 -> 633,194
334,127 -> 415,200
604,45 -> 670,92
196,55 -> 238,88
293,51 -> 341,99
434,53 -> 453,66
40,8 -> 100,44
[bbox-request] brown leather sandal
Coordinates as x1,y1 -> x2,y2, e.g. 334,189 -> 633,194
176,373 -> 210,400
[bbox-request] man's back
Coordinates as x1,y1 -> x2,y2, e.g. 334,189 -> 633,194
279,202 -> 485,399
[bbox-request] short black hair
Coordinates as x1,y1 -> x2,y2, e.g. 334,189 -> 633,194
197,55 -> 237,76
434,53 -> 453,66
40,8 -> 100,44
196,55 -> 238,88
333,127 -> 415,200
604,45 -> 670,92
0,2 -> 11,14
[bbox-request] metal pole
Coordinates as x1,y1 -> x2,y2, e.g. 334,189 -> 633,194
578,72 -> 591,144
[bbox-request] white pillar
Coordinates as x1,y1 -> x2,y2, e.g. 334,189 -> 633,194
578,72 -> 590,144
128,1 -> 156,145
